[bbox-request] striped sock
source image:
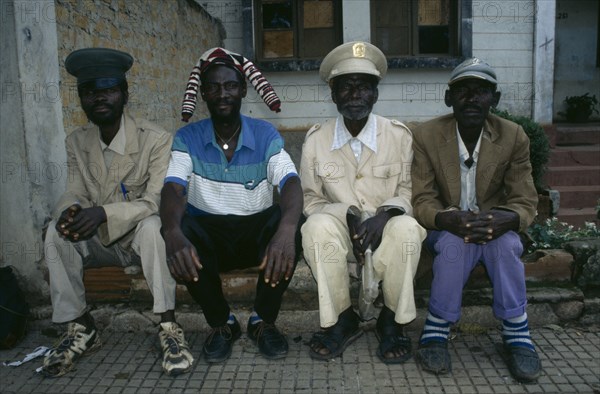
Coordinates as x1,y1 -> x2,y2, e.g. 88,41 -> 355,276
420,312 -> 451,345
249,311 -> 263,326
502,313 -> 535,351
227,312 -> 236,325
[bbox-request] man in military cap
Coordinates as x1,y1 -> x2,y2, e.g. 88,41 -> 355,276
411,58 -> 542,382
160,47 -> 303,363
43,48 -> 193,377
300,42 -> 426,363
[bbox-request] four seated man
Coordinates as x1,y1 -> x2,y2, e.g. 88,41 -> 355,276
41,45 -> 542,383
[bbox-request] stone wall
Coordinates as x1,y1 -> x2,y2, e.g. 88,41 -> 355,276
55,0 -> 224,134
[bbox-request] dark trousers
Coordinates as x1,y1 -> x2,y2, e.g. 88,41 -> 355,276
181,205 -> 303,327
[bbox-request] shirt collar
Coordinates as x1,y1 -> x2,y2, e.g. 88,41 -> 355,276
331,113 -> 377,152
203,116 -> 255,151
456,125 -> 483,162
99,114 -> 126,155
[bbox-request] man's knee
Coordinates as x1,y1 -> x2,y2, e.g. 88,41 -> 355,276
301,213 -> 343,241
384,215 -> 426,243
135,215 -> 162,238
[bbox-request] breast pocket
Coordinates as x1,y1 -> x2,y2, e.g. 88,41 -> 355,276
121,175 -> 149,201
372,163 -> 405,194
316,162 -> 345,184
479,161 -> 509,186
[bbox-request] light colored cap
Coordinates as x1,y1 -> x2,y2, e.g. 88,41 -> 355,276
319,41 -> 387,83
448,57 -> 497,86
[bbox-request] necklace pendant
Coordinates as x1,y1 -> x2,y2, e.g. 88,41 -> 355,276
222,143 -> 229,150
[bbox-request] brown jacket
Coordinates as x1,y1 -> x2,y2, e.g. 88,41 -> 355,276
411,113 -> 537,233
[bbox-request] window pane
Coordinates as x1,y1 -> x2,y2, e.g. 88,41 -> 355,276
262,1 -> 293,29
418,0 -> 449,25
263,30 -> 294,58
418,0 -> 449,54
418,26 -> 449,53
371,0 -> 410,55
304,0 -> 334,28
303,28 -> 337,57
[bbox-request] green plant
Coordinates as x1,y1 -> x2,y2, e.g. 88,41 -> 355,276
492,108 -> 550,192
561,93 -> 599,122
527,217 -> 600,254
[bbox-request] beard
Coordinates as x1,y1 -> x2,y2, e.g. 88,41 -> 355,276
84,103 -> 124,127
337,102 -> 372,121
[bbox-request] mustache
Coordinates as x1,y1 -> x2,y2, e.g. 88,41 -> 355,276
91,103 -> 113,110
462,104 -> 482,112
342,101 -> 369,107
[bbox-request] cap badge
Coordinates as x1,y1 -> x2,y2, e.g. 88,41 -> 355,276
352,43 -> 366,58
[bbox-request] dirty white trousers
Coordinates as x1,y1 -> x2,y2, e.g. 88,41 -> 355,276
45,215 -> 176,323
302,213 -> 426,328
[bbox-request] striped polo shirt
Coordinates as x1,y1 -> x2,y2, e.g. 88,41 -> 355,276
165,115 -> 298,216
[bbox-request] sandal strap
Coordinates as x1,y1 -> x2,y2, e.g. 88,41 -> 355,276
379,334 -> 412,354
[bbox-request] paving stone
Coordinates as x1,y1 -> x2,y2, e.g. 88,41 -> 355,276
2,326 -> 599,393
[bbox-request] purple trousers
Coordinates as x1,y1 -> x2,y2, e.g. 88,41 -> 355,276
427,230 -> 527,323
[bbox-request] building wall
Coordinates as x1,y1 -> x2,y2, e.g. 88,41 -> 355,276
56,0 -> 224,135
0,0 -> 224,301
554,0 -> 600,120
1,0 -> 68,300
199,0 -> 538,131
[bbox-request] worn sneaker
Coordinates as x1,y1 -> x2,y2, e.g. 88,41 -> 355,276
159,322 -> 194,376
41,322 -> 101,378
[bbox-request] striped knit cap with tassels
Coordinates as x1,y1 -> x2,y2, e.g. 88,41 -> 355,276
181,47 -> 281,122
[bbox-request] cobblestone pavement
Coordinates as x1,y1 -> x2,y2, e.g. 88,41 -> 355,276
1,325 -> 599,393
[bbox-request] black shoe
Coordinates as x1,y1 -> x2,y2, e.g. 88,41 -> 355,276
247,320 -> 288,360
203,317 -> 241,363
499,344 -> 542,383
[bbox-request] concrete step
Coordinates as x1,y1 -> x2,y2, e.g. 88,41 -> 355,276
555,123 -> 600,146
84,250 -> 575,311
553,185 -> 600,209
548,145 -> 600,166
545,165 -> 600,186
556,207 -> 599,228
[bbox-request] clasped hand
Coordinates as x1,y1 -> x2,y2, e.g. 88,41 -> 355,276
435,209 -> 518,244
56,204 -> 107,241
347,209 -> 393,265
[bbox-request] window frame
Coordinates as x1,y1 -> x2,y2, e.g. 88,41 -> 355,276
252,0 -> 343,65
243,0 -> 472,71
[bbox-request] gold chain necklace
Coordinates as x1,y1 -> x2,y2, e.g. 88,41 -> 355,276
214,124 -> 241,150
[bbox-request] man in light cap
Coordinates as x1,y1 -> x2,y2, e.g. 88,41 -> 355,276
300,41 -> 426,363
411,58 -> 542,382
160,47 -> 303,363
43,48 -> 193,377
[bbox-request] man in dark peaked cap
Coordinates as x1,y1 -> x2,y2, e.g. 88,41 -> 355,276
42,48 -> 193,377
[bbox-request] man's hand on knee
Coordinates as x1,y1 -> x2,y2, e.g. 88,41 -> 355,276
260,225 -> 296,287
163,228 -> 202,282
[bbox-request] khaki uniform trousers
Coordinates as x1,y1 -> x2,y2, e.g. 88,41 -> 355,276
302,213 -> 426,328
45,215 -> 176,323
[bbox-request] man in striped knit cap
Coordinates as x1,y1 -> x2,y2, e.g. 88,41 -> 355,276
411,58 -> 542,382
160,48 -> 303,363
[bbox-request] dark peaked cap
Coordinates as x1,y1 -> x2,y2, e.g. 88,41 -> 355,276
65,48 -> 133,88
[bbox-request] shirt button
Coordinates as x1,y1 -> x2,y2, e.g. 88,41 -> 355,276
356,174 -> 362,179
361,199 -> 366,205
224,169 -> 228,172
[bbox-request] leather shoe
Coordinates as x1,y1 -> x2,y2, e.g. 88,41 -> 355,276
203,317 -> 241,363
247,320 -> 288,359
